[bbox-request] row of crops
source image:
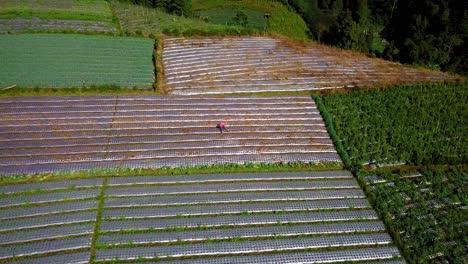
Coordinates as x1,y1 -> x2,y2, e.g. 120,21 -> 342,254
321,83 -> 467,167
317,82 -> 467,263
0,171 -> 405,263
359,170 -> 467,263
0,95 -> 340,175
161,37 -> 460,95
0,0 -> 117,34
0,34 -> 154,89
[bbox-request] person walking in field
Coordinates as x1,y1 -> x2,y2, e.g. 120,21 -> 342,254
216,121 -> 228,133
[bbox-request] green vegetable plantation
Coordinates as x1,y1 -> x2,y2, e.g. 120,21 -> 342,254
321,83 -> 467,167
0,34 -> 154,89
359,170 -> 467,263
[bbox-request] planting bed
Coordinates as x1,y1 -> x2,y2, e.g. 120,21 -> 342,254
0,178 -> 102,262
0,18 -> 117,33
0,34 -> 153,89
97,171 -> 403,263
0,171 -> 404,263
162,37 -> 461,95
0,95 -> 340,176
0,0 -> 113,21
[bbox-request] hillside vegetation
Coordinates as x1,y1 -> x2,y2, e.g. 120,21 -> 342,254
288,0 -> 467,75
193,0 -> 310,40
111,1 -> 251,37
321,83 -> 467,168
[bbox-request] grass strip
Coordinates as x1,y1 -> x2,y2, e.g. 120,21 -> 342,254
99,218 -> 382,235
312,95 -> 352,170
0,162 -> 343,185
0,85 -> 155,98
152,36 -> 162,92
90,178 -> 107,262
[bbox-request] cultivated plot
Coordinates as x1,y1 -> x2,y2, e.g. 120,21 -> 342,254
0,18 -> 116,34
162,37 -> 461,95
97,171 -> 403,262
0,34 -> 154,89
0,171 -> 405,263
0,178 -> 102,263
361,171 -> 467,263
0,0 -> 116,33
0,95 -> 340,176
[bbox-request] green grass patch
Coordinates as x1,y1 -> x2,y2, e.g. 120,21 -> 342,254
321,82 -> 468,167
0,85 -> 158,97
312,95 -> 353,171
90,178 -> 107,262
0,162 -> 343,185
0,34 -> 154,89
110,1 -> 255,38
0,0 -> 113,21
194,7 -> 265,30
192,0 -> 310,40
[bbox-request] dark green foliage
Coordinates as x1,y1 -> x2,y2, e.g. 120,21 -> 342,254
288,0 -> 385,54
312,95 -> 353,171
359,170 -> 468,263
286,0 -> 466,75
321,83 -> 468,167
382,0 -> 466,74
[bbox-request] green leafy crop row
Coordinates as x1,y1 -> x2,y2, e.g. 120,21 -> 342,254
321,83 -> 467,167
0,34 -> 154,89
358,170 -> 467,263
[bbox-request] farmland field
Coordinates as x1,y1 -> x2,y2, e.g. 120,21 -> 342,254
0,171 -> 404,263
0,95 -> 340,176
0,0 -> 113,21
359,170 -> 467,263
321,83 -> 467,167
161,37 -> 461,95
0,34 -> 154,89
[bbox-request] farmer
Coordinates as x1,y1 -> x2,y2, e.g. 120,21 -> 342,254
216,121 -> 228,133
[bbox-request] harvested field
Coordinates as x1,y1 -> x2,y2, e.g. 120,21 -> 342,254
0,95 -> 340,176
0,171 -> 404,263
162,37 -> 462,95
0,34 -> 154,89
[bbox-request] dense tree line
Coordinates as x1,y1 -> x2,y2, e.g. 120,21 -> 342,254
286,0 -> 467,75
119,0 -> 192,16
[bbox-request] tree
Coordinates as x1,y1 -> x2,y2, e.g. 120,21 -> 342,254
384,0 -> 464,72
